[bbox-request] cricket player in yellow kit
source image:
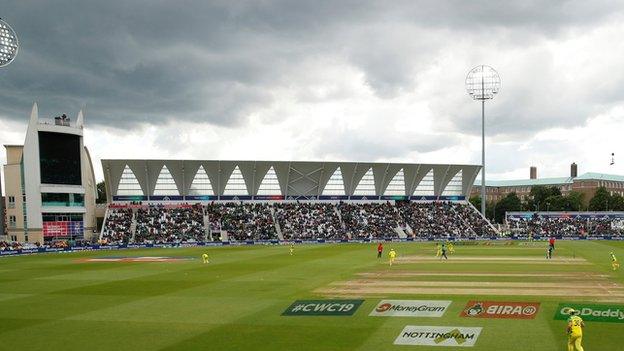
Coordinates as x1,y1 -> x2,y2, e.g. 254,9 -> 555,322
447,241 -> 455,254
202,253 -> 210,264
388,249 -> 397,266
566,310 -> 585,351
611,252 -> 620,271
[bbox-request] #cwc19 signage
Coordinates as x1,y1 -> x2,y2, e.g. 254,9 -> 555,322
42,221 -> 83,237
282,299 -> 364,316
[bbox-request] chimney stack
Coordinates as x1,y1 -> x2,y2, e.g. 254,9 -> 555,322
571,162 -> 578,178
530,166 -> 537,179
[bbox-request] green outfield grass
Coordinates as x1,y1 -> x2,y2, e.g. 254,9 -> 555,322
1,241 -> 623,350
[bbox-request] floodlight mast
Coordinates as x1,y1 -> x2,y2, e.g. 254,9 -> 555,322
465,65 -> 500,219
0,18 -> 19,68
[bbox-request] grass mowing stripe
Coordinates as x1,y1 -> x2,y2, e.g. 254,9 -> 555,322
2,241 -> 624,350
331,280 -> 623,288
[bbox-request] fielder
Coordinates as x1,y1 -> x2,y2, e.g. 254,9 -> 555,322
447,241 -> 455,254
566,309 -> 585,351
440,243 -> 448,260
547,245 -> 553,260
435,243 -> 442,257
201,253 -> 210,264
611,252 -> 620,271
388,248 -> 397,266
290,243 -> 295,256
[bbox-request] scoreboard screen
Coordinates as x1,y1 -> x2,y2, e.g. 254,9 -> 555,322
42,213 -> 84,239
39,131 -> 81,185
43,221 -> 83,238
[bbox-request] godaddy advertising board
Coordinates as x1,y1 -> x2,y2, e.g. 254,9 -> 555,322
554,303 -> 624,323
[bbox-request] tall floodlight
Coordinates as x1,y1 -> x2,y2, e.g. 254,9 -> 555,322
465,65 -> 500,216
0,18 -> 19,67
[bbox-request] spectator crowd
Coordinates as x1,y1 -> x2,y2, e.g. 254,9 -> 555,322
101,208 -> 133,244
134,204 -> 205,243
340,202 -> 404,239
275,203 -> 344,239
507,216 -> 624,237
96,200 -> 499,243
211,203 -> 277,241
397,202 -> 496,239
10,202 -> 624,249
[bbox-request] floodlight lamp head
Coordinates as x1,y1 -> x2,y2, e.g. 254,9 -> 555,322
466,65 -> 500,100
0,18 -> 19,68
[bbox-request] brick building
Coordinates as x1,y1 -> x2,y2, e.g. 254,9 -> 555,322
472,163 -> 624,207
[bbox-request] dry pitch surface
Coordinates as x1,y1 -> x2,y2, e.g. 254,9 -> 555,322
317,254 -> 624,299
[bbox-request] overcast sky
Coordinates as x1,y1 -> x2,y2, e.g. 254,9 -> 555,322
1,0 -> 624,189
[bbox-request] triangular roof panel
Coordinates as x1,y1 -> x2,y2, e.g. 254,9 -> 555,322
322,167 -> 346,196
223,165 -> 249,195
116,165 -> 143,196
257,166 -> 282,195
353,168 -> 376,196
188,165 -> 214,195
153,165 -> 179,196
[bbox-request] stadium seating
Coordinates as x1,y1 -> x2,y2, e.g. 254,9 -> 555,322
100,200 -> 500,243
507,216 -> 624,237
0,241 -> 26,250
101,208 -> 134,244
274,203 -> 345,240
339,202 -> 404,239
208,203 -> 277,241
452,202 -> 498,237
397,202 -> 495,238
134,204 -> 205,243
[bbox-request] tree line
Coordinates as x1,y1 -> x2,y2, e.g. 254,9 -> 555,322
470,185 -> 624,223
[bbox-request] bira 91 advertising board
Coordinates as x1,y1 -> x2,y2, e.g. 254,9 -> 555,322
460,301 -> 540,319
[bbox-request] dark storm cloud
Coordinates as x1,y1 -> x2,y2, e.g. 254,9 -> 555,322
0,0 -> 621,134
312,128 -> 460,161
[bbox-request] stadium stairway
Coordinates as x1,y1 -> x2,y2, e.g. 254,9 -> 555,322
270,207 -> 285,241
202,209 -> 211,241
98,206 -> 111,242
393,206 -> 407,238
129,210 -> 138,242
394,227 -> 408,239
404,223 -> 414,237
334,206 -> 350,239
467,201 -> 499,235
206,212 -> 215,241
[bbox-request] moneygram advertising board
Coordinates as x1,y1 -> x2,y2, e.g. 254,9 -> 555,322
370,300 -> 451,317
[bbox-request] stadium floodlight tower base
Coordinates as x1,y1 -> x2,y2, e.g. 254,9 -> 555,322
465,65 -> 501,219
